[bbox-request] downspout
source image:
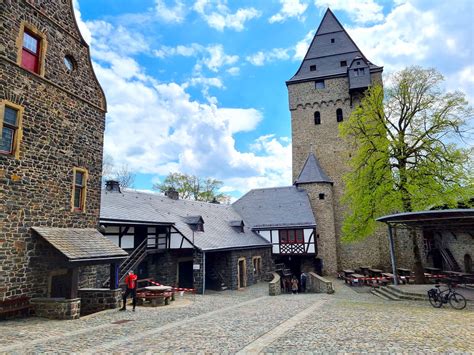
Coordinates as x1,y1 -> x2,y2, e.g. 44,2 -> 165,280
202,251 -> 206,295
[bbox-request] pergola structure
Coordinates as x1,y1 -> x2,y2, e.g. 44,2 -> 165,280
376,209 -> 474,285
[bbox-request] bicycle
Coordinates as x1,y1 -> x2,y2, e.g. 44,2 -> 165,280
427,282 -> 467,310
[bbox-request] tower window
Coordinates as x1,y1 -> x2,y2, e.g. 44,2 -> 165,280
331,38 -> 335,43
315,80 -> 325,89
319,193 -> 325,200
309,65 -> 316,71
0,102 -> 23,158
336,108 -> 343,122
340,60 -> 347,67
21,30 -> 41,74
314,111 -> 321,125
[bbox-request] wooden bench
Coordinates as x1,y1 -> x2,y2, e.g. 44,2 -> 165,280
0,296 -> 31,318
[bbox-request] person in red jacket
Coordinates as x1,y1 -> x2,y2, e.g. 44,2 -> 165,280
120,270 -> 138,311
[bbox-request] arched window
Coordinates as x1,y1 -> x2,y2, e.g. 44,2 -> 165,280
336,108 -> 343,122
314,111 -> 321,125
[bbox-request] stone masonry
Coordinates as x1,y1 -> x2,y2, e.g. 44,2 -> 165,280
0,0 -> 106,300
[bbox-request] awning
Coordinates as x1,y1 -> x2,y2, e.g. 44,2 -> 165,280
376,209 -> 474,230
32,227 -> 128,263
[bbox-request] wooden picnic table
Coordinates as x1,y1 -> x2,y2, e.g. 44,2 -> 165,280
368,268 -> 383,276
425,267 -> 441,273
343,269 -> 355,277
397,268 -> 411,276
139,286 -> 174,307
347,273 -> 365,286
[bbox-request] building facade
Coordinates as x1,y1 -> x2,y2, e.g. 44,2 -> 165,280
287,9 -> 390,274
1,0 -> 125,315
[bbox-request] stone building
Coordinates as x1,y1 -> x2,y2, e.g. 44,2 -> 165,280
100,184 -> 274,293
0,0 -> 126,318
286,9 -> 390,274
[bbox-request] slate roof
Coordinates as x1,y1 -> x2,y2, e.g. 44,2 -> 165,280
287,9 -> 382,84
100,190 -> 270,252
295,153 -> 333,184
232,186 -> 316,229
32,227 -> 128,262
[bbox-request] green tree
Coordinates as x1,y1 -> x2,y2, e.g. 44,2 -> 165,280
153,172 -> 230,203
340,66 -> 473,282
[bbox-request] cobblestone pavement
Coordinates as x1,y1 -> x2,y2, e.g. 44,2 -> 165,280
0,280 -> 473,354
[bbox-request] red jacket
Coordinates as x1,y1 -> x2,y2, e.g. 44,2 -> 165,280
125,274 -> 138,289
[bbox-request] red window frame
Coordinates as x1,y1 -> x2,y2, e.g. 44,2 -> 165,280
21,30 -> 41,74
279,229 -> 304,244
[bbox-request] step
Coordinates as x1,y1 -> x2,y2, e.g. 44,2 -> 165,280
371,289 -> 391,301
386,285 -> 427,301
376,287 -> 400,301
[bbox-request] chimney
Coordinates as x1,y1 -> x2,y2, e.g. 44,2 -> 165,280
165,188 -> 179,200
105,180 -> 121,193
210,197 -> 220,204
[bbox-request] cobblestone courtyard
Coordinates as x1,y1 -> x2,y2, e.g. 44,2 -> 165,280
1,280 -> 473,354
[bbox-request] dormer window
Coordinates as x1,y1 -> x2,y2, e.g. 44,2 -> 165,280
229,220 -> 245,233
331,38 -> 335,43
196,223 -> 204,232
340,61 -> 347,67
185,216 -> 204,232
315,80 -> 325,89
309,65 -> 316,71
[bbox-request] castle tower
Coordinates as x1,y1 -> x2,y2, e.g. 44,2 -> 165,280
288,9 -> 384,273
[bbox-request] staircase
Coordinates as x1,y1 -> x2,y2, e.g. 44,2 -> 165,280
207,269 -> 228,291
440,248 -> 462,272
274,263 -> 292,277
371,285 -> 427,301
102,238 -> 150,287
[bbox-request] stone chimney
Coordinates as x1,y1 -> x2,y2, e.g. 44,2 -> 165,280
105,180 -> 121,193
165,188 -> 179,200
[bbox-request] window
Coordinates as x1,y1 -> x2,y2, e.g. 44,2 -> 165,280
64,55 -> 75,72
314,111 -> 321,125
315,80 -> 325,89
331,38 -> 335,43
21,30 -> 41,74
319,193 -> 325,200
72,168 -> 87,211
354,68 -> 365,76
340,60 -> 347,67
0,102 -> 23,158
196,223 -> 204,232
279,229 -> 304,244
336,108 -> 343,122
253,256 -> 262,276
309,65 -> 316,71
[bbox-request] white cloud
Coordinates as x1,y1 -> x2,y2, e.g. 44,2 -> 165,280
269,0 -> 309,23
154,43 -> 239,73
246,48 -> 290,66
226,66 -> 240,76
446,65 -> 474,104
314,0 -> 384,24
193,0 -> 261,31
154,0 -> 187,23
293,30 -> 315,60
72,0 -> 92,45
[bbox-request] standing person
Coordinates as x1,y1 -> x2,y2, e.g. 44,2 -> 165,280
120,270 -> 138,311
291,276 -> 299,295
300,272 -> 307,293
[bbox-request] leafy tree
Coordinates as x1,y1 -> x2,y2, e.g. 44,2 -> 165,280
153,172 -> 230,203
340,66 -> 473,282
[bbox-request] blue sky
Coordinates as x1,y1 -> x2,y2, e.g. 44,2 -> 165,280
74,0 -> 474,198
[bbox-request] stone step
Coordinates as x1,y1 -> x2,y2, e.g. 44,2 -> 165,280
370,289 -> 391,301
376,287 -> 401,301
386,285 -> 427,301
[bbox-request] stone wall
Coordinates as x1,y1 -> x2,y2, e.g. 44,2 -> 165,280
78,288 -> 121,316
444,231 -> 474,272
306,272 -> 334,294
0,0 -> 106,300
288,72 -> 392,273
78,265 -> 109,289
227,248 -> 273,290
30,297 -> 80,320
268,272 -> 281,296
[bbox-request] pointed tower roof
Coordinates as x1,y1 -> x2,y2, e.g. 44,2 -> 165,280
287,9 -> 382,85
295,153 -> 333,185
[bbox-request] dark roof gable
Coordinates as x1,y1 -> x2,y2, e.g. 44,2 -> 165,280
295,153 -> 333,184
